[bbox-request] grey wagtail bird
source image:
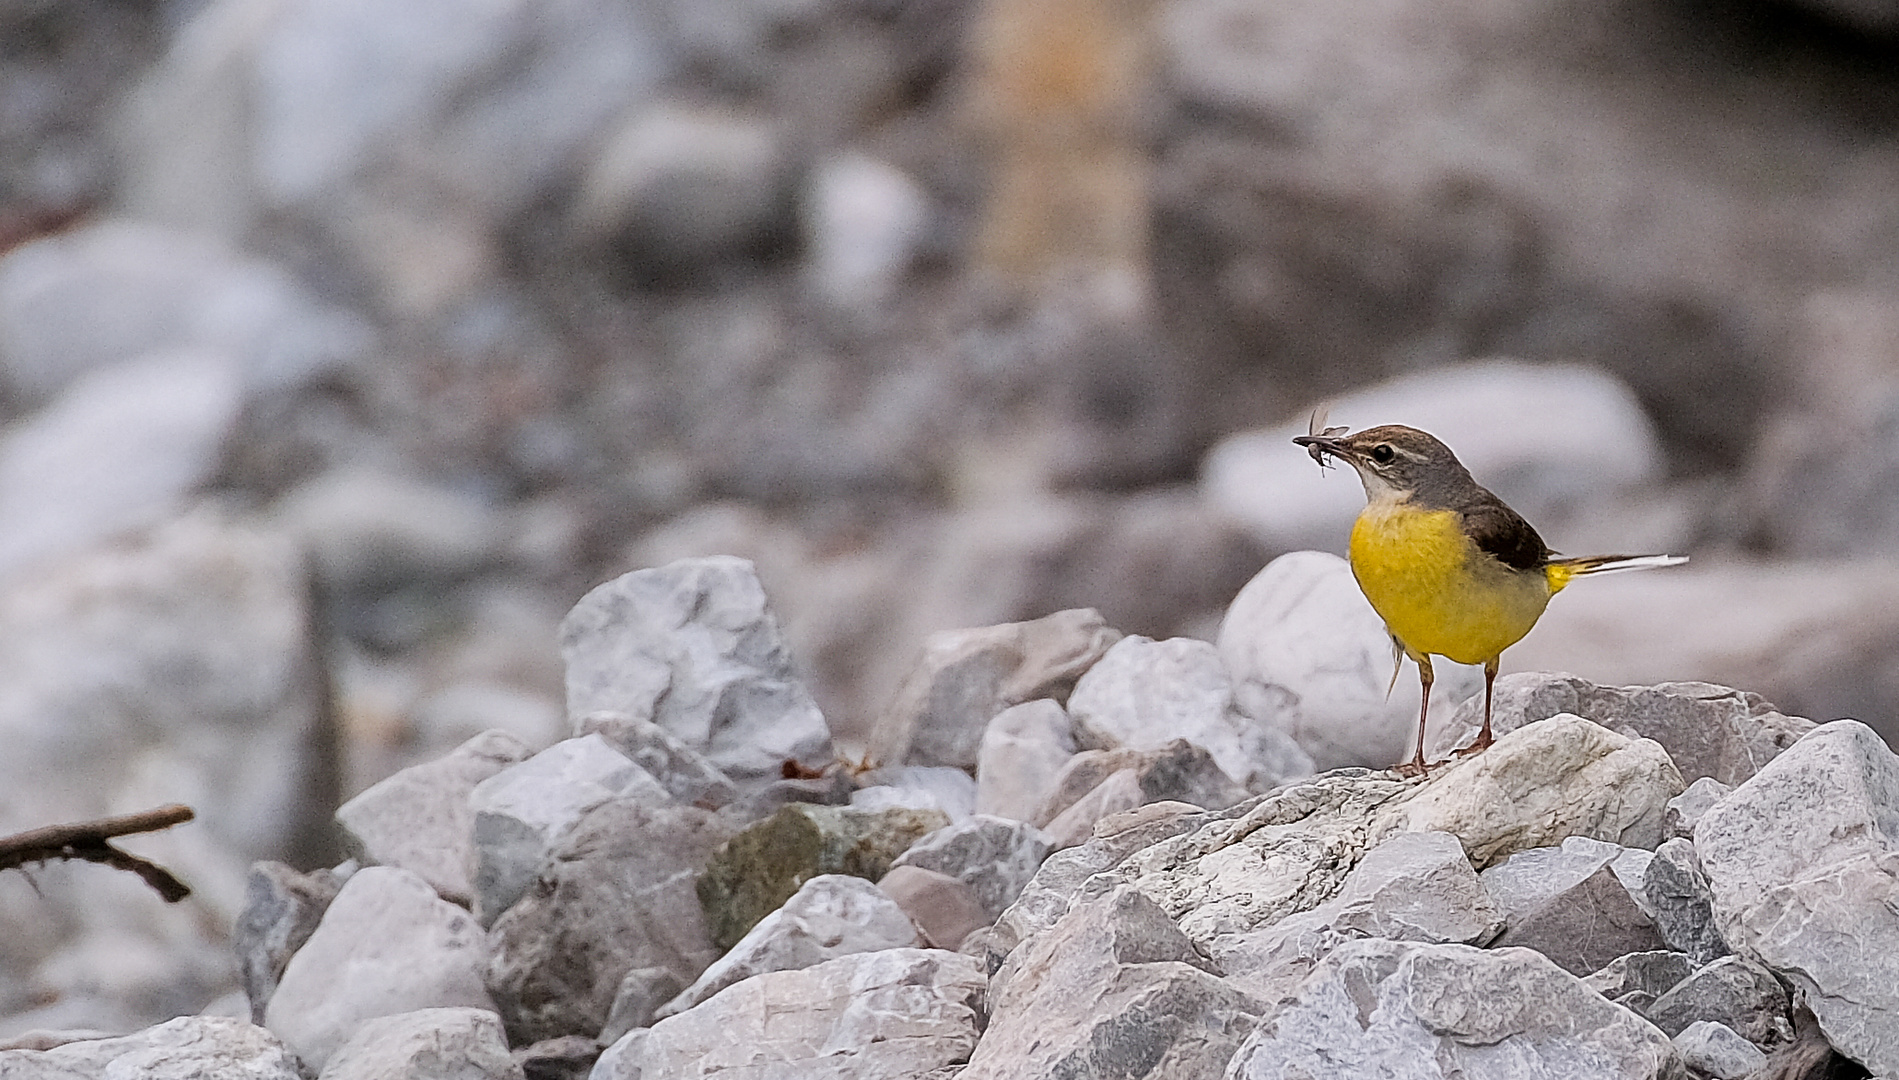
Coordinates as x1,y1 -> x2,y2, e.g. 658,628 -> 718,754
1292,421 -> 1686,776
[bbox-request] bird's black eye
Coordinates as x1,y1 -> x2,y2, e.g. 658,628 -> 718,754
1370,444 -> 1396,465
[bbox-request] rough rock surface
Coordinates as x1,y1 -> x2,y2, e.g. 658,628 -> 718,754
1581,950 -> 1697,1003
1643,838 -> 1729,965
316,1007 -> 520,1080
232,861 -> 345,1024
593,949 -> 985,1080
1226,940 -> 1684,1079
336,729 -> 532,906
469,733 -> 663,924
1673,1021 -> 1767,1080
1663,777 -> 1732,841
877,865 -> 989,950
0,1016 -> 300,1080
1066,634 -> 1313,790
571,711 -> 738,810
1429,673 -> 1812,786
888,815 -> 1055,920
1218,830 -> 1503,1004
696,803 -> 948,950
1695,719 -> 1899,1074
484,797 -> 733,1046
1489,866 -> 1667,976
965,886 -> 1266,1080
263,867 -> 496,1072
1645,955 -> 1794,1047
559,557 -> 833,781
1479,835 -> 1655,926
658,874 -> 922,1019
1032,740 -> 1249,828
1104,715 -> 1681,975
974,699 -> 1077,822
1217,550 -> 1481,771
868,607 -> 1121,770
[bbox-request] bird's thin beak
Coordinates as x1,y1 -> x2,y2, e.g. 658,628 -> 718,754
1293,433 -> 1356,470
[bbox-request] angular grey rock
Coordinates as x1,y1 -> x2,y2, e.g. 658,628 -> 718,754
964,886 -> 1266,1080
597,966 -> 683,1046
1217,550 -> 1483,771
1068,634 -> 1315,791
1374,715 -> 1683,861
1032,740 -> 1250,828
1582,951 -> 1697,1002
1490,866 -> 1668,976
889,815 -> 1056,920
593,949 -> 985,1080
1226,941 -> 1684,1079
1114,716 -> 1680,973
233,861 -> 346,1023
0,1016 -> 300,1079
573,710 -> 738,810
484,797 -> 733,1046
470,733 -> 664,924
869,608 -> 1121,770
316,1007 -> 521,1080
511,1036 -> 598,1080
1644,838 -> 1730,965
850,765 -> 978,822
657,874 -> 922,1020
1480,835 -> 1656,926
264,866 -> 497,1072
1220,830 -> 1503,1004
1645,955 -> 1793,1047
987,801 -> 1214,962
1429,673 -> 1812,786
336,729 -> 532,906
1695,719 -> 1899,1073
1675,1021 -> 1768,1080
1664,776 -> 1732,840
878,865 -> 990,950
695,803 -> 948,951
1041,767 -> 1147,848
974,699 -> 1077,822
559,556 -> 833,781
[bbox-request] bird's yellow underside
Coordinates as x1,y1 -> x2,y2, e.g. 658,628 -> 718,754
1349,501 -> 1562,666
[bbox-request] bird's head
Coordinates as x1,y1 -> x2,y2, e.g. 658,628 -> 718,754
1292,424 -> 1474,505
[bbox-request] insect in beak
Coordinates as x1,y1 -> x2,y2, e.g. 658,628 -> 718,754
1300,404 -> 1350,469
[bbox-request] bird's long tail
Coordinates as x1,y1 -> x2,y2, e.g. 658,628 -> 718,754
1546,553 -> 1688,592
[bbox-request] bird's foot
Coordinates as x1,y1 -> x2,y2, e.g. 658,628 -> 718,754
1451,733 -> 1495,758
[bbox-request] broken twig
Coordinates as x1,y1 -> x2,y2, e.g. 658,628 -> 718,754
0,804 -> 196,902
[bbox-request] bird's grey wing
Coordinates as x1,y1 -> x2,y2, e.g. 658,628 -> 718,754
1459,496 -> 1549,571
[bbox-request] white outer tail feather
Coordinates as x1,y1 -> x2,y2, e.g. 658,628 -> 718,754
1568,554 -> 1689,576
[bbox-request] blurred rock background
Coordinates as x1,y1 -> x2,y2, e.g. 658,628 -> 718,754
4,0 -> 1899,1038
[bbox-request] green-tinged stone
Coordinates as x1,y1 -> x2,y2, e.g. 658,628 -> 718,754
698,804 -> 950,950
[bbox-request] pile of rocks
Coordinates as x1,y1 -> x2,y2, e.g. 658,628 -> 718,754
4,553 -> 1896,1080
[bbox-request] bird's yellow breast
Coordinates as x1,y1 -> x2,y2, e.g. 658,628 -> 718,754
1348,500 -> 1554,666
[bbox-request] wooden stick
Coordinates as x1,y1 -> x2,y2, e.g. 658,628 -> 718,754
0,804 -> 196,902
